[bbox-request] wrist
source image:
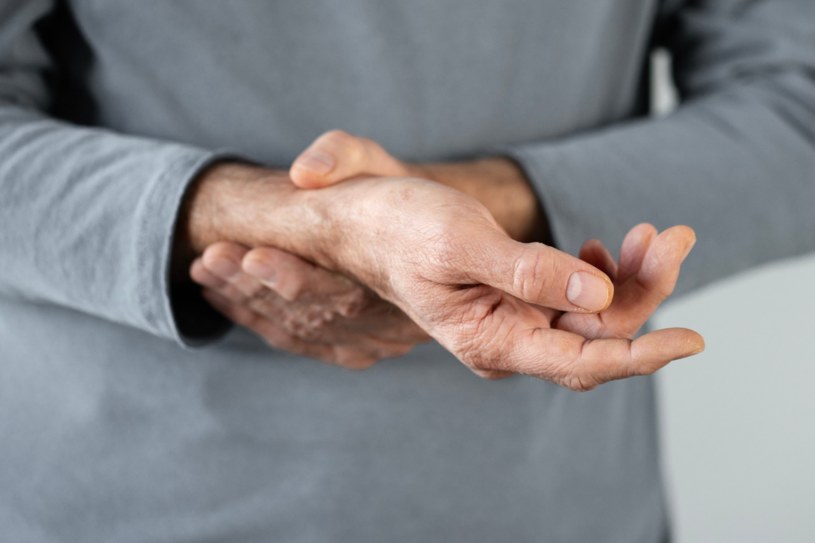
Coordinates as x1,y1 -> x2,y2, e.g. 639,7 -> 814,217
179,160 -> 356,270
181,162 -> 285,251
420,157 -> 549,243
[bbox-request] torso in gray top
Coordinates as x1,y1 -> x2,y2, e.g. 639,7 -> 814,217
4,0 -> 815,542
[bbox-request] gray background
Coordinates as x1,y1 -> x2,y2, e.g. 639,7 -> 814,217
652,52 -> 815,542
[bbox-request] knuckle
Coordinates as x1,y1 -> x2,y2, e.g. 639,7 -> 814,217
458,336 -> 503,373
445,290 -> 507,372
475,370 -> 507,381
259,332 -> 292,353
333,348 -> 378,371
285,314 -> 331,342
322,128 -> 351,143
512,246 -> 554,301
423,228 -> 465,277
322,129 -> 364,160
338,288 -> 372,318
561,374 -> 598,392
634,274 -> 674,301
388,343 -> 416,358
204,240 -> 234,257
283,277 -> 305,302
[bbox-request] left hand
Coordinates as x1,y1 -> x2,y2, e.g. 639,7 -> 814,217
281,131 -> 701,383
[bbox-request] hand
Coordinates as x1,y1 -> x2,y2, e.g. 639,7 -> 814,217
436,223 -> 700,382
286,130 -> 704,388
289,130 -> 546,242
290,170 -> 702,390
190,241 -> 429,369
546,223 -> 700,388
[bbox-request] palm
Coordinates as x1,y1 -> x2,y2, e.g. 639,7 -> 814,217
411,223 -> 696,388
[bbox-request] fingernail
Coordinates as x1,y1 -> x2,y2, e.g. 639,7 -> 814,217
566,272 -> 612,311
209,257 -> 239,279
243,257 -> 277,284
293,149 -> 335,175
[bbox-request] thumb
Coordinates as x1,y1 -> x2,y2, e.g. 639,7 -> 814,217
290,129 -> 410,188
459,230 -> 614,313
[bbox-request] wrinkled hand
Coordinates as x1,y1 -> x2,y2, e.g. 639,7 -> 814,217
546,223 -> 700,388
191,242 -> 429,369
190,130 -> 704,390
190,132 -> 537,370
189,132 -> 595,372
282,131 -> 704,388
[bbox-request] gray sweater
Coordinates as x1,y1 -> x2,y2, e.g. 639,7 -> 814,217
1,1 -> 813,542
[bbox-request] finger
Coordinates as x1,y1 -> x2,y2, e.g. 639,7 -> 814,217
470,368 -> 515,380
598,225 -> 696,336
193,256 -> 255,304
242,246 -> 311,301
457,230 -> 614,313
202,242 -> 264,299
242,246 -> 365,313
638,225 -> 696,293
452,293 -> 704,390
203,289 -> 336,358
190,258 -> 227,289
617,223 -> 658,282
578,239 -> 618,280
565,328 -> 705,390
241,247 -> 427,346
203,289 -> 414,368
490,325 -> 705,391
289,129 -> 410,188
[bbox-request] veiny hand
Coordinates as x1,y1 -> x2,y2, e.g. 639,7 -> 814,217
190,241 -> 429,369
283,130 -> 705,388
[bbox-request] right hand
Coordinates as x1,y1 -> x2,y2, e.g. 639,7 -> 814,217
190,241 -> 429,370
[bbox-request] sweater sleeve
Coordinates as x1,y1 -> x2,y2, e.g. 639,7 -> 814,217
505,0 -> 815,296
0,0 -> 233,345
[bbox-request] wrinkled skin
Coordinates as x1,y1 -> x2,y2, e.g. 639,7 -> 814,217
192,130 -> 703,390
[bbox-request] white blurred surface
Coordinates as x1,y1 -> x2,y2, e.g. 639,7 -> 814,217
656,256 -> 815,543
651,50 -> 815,543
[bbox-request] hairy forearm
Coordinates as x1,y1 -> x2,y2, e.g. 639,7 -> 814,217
174,154 -> 552,287
173,162 -> 330,281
